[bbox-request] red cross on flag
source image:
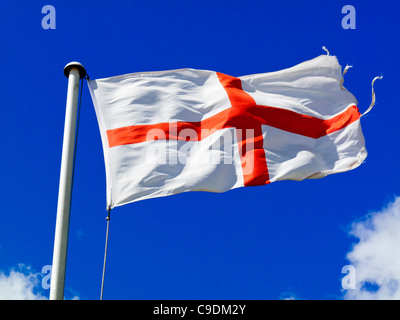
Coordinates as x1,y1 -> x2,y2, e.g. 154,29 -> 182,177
88,54 -> 368,209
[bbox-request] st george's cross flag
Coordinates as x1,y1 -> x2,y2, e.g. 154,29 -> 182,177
88,54 -> 369,209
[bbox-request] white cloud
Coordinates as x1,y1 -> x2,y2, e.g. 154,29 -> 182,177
0,264 -> 46,300
280,291 -> 300,300
0,264 -> 80,300
344,196 -> 400,299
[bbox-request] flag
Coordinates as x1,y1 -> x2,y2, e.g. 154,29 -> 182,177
88,54 -> 367,208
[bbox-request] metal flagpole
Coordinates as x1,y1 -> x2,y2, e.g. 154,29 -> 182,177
50,62 -> 86,300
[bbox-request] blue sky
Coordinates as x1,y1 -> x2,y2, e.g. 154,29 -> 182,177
0,0 -> 399,300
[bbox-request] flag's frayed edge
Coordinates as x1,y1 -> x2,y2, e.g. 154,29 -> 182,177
343,64 -> 353,77
335,49 -> 383,117
322,46 -> 330,56
362,75 -> 383,116
341,64 -> 353,88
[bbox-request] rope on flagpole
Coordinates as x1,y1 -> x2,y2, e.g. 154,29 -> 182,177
100,208 -> 111,300
81,72 -> 112,300
81,72 -> 111,300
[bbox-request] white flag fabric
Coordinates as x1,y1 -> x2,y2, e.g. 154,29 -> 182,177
88,54 -> 367,208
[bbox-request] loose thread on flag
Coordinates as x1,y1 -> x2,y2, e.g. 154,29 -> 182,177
343,64 -> 352,77
340,64 -> 353,88
362,75 -> 383,117
100,208 -> 111,300
322,46 -> 330,56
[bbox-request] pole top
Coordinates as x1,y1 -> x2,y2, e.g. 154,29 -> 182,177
64,62 -> 86,79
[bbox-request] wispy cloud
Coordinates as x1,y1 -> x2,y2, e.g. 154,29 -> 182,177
0,264 -> 79,300
344,196 -> 400,299
280,291 -> 300,300
0,264 -> 46,300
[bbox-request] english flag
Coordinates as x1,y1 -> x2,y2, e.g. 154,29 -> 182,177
88,54 -> 370,209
